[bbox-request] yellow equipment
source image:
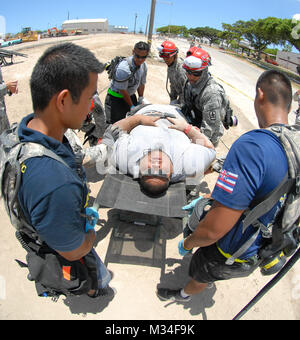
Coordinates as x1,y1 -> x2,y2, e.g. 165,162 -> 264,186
17,27 -> 38,42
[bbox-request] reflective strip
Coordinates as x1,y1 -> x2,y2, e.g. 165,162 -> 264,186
263,252 -> 284,270
84,193 -> 89,209
62,266 -> 71,281
108,88 -> 124,98
217,245 -> 248,263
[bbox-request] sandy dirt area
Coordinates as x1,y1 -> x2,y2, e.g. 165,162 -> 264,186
0,33 -> 299,321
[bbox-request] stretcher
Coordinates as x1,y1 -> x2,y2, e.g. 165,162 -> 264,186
0,48 -> 27,66
93,174 -> 188,224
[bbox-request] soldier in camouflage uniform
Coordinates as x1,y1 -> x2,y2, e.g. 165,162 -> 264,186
158,41 -> 187,105
293,89 -> 300,125
181,47 -> 230,147
80,93 -> 107,146
0,65 -> 18,134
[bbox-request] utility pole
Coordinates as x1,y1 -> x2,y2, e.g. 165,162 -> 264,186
134,13 -> 138,34
145,14 -> 149,37
147,0 -> 156,50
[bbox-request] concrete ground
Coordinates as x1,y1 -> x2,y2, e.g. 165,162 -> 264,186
0,33 -> 299,320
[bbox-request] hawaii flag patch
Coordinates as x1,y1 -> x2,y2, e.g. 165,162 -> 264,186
216,169 -> 239,194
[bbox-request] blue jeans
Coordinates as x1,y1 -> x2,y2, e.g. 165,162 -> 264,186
91,249 -> 111,289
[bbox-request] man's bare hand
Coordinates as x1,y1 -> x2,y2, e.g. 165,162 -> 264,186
6,80 -> 18,95
114,114 -> 160,133
138,114 -> 161,127
167,117 -> 214,149
167,117 -> 189,132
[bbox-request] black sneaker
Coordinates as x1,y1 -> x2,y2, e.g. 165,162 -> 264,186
87,286 -> 116,299
156,288 -> 191,302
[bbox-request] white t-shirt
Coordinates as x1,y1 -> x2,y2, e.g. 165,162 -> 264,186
112,105 -> 216,183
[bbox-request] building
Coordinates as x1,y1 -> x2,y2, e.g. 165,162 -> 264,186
62,18 -> 108,34
108,25 -> 129,34
239,40 -> 255,51
276,51 -> 300,74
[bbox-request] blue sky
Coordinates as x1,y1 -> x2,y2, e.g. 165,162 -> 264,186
0,0 -> 299,34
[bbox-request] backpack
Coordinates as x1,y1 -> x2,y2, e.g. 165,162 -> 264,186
105,56 -> 138,82
0,124 -> 98,297
224,124 -> 300,274
183,76 -> 238,130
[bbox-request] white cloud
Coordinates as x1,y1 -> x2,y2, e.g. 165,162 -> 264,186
293,13 -> 300,21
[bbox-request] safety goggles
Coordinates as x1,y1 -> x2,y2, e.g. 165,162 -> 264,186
185,69 -> 203,77
134,53 -> 148,60
159,52 -> 173,58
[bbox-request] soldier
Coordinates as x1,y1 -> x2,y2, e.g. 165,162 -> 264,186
81,93 -> 107,146
158,41 -> 187,105
293,89 -> 300,125
181,47 -> 231,147
0,65 -> 18,134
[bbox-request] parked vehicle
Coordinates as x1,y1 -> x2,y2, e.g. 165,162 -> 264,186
16,27 -> 38,42
265,56 -> 279,66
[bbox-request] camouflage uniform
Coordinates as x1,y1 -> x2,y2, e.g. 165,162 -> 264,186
294,91 -> 300,125
167,57 -> 187,105
0,66 -> 10,135
183,69 -> 228,147
80,93 -> 107,146
65,129 -> 108,169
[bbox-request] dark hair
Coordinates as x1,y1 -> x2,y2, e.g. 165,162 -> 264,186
134,41 -> 150,52
256,70 -> 292,112
30,42 -> 104,112
139,176 -> 170,197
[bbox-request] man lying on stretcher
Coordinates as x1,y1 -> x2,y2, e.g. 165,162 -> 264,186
90,104 -> 216,197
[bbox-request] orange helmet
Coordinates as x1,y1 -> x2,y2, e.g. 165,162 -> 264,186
158,41 -> 178,58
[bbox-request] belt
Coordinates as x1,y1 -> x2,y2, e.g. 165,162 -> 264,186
217,245 -> 249,264
108,88 -> 124,98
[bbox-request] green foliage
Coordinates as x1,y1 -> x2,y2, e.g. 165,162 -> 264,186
156,25 -> 188,37
157,17 -> 300,53
222,17 -> 300,53
264,48 -> 278,56
189,26 -> 221,45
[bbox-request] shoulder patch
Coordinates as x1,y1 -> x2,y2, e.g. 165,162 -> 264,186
216,169 -> 239,194
209,111 -> 216,121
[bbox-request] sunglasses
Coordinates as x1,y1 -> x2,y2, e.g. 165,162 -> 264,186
134,53 -> 148,60
185,69 -> 203,77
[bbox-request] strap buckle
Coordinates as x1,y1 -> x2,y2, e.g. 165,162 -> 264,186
225,257 -> 235,266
